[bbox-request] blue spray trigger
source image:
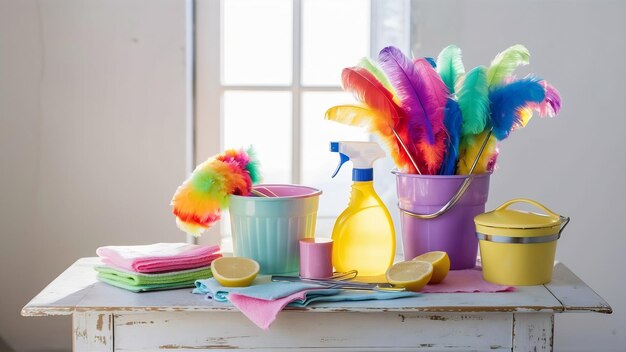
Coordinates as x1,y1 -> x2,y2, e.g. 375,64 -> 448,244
332,153 -> 350,178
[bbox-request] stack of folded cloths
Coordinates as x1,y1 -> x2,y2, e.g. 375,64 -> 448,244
95,243 -> 221,292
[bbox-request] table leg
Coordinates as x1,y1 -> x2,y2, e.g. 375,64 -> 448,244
73,312 -> 113,352
512,313 -> 554,352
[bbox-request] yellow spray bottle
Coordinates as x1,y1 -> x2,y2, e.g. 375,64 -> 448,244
330,141 -> 395,277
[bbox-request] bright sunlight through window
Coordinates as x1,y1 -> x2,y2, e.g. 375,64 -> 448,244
220,0 -> 371,242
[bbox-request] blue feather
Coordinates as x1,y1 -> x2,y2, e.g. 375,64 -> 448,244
440,99 -> 463,175
488,77 -> 546,140
425,57 -> 437,68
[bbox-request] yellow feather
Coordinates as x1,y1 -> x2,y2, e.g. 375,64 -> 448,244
325,104 -> 393,136
517,107 -> 533,128
456,131 -> 498,174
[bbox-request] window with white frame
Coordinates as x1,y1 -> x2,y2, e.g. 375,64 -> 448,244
195,0 -> 411,250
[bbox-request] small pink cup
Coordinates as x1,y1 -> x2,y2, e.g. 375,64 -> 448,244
299,238 -> 333,279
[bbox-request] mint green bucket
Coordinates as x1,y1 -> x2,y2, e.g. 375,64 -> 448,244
229,184 -> 322,275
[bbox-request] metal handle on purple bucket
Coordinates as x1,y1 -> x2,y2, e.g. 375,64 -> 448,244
397,176 -> 475,219
396,129 -> 493,220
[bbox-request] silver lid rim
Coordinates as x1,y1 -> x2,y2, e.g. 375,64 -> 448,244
476,232 -> 560,244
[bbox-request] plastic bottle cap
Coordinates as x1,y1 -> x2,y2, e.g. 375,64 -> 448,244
353,168 -> 373,181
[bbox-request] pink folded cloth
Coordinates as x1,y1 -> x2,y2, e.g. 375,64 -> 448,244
229,289 -> 314,330
227,288 -> 419,330
96,243 -> 221,273
227,268 -> 512,330
421,268 -> 515,293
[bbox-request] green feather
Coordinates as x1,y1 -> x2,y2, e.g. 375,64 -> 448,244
245,146 -> 262,184
358,57 -> 395,94
486,44 -> 530,87
457,66 -> 490,136
436,45 -> 465,94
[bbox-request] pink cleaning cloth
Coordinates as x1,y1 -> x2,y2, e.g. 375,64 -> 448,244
96,243 -> 221,273
228,290 -> 313,330
227,269 -> 513,330
421,268 -> 515,293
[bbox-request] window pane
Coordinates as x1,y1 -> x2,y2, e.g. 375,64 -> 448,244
222,0 -> 292,85
223,91 -> 292,183
300,92 -> 369,218
302,0 -> 370,86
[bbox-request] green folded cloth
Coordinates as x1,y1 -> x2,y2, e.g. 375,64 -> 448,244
95,265 -> 212,293
97,275 -> 199,292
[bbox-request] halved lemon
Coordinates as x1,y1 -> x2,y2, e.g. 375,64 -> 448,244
412,251 -> 450,284
386,261 -> 433,292
211,257 -> 260,287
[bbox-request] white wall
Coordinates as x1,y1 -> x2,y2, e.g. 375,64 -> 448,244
0,0 -> 189,350
411,0 -> 625,350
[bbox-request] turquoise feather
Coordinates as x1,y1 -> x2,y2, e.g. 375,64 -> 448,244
486,44 -> 530,87
436,45 -> 465,94
358,57 -> 395,94
457,66 -> 490,136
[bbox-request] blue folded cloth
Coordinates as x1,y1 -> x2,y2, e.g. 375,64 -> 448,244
288,289 -> 419,307
194,277 -> 323,302
194,277 -> 420,304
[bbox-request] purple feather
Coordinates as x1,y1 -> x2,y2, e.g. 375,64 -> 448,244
378,46 -> 435,144
489,76 -> 546,140
413,58 -> 449,134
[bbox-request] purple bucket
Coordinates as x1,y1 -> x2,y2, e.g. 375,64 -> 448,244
394,172 -> 491,270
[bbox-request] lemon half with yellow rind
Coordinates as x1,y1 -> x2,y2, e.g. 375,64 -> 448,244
412,251 -> 450,284
211,257 -> 259,287
386,261 -> 433,292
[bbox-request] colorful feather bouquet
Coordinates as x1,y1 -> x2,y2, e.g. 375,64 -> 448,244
171,147 -> 261,236
326,44 -> 562,175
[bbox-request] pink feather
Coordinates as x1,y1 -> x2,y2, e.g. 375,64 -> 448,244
529,80 -> 561,117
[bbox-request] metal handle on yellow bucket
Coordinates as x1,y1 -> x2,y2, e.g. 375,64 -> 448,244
494,198 -> 570,236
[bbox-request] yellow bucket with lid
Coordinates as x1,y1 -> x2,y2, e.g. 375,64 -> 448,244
474,198 -> 569,286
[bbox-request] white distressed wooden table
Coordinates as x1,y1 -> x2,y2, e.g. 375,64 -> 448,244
22,258 -> 611,352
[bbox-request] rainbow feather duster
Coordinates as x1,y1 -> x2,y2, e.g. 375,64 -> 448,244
171,147 -> 261,236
